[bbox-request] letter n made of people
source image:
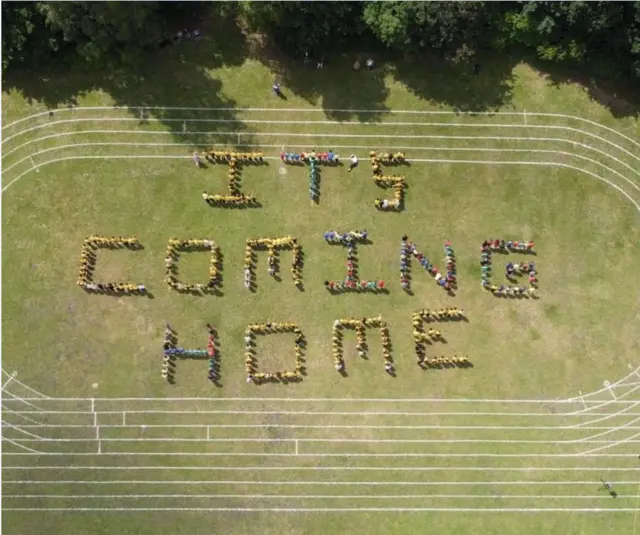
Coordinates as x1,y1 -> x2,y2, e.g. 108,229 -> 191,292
400,237 -> 457,295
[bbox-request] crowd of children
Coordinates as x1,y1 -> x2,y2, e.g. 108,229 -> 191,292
323,230 -> 368,243
206,326 -> 219,383
228,156 -> 241,195
480,239 -> 538,297
244,237 -> 303,290
162,324 -> 176,381
163,347 -> 208,357
415,308 -> 466,322
322,230 -> 384,292
380,323 -> 393,373
206,150 -> 263,163
373,151 -> 407,165
197,151 -> 262,207
411,308 -> 469,366
400,236 -> 455,292
165,238 -> 221,293
331,316 -> 392,373
325,279 -> 386,292
162,324 -> 218,383
84,235 -> 140,248
422,356 -> 471,368
245,322 -> 305,384
309,156 -> 320,202
77,236 -> 147,294
202,192 -> 257,206
280,149 -> 340,164
371,151 -> 406,210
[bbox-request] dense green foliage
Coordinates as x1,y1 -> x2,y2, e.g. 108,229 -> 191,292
3,1 -> 640,80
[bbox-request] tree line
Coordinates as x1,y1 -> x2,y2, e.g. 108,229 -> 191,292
3,1 -> 640,82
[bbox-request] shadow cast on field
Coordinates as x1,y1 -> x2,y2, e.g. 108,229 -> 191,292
391,50 -> 518,113
257,47 -> 391,122
4,7 -> 638,150
526,54 -> 640,119
2,11 -> 254,149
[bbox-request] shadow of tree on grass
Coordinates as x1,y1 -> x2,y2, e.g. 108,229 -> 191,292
526,54 -> 640,119
2,14 -> 254,149
391,50 -> 518,113
251,41 -> 390,122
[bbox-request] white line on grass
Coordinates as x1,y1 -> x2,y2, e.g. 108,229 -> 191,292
4,157 -> 640,220
2,452 -> 635,458
2,110 -> 637,510
578,391 -> 587,410
0,390 -> 50,412
3,409 -> 635,417
5,388 -> 632,451
566,387 -> 640,419
1,438 -> 43,454
4,400 -> 639,456
571,413 -> 640,440
570,401 -> 640,428
5,466 -> 639,472
632,479 -> 640,535
5,135 -> 639,185
10,424 -> 640,431
4,363 -> 640,403
2,394 -> 636,403
4,115 -> 639,146
8,437 -> 640,445
5,142 -> 640,198
4,123 -> 638,169
2,507 -> 636,512
1,421 -> 46,440
0,406 -> 46,426
6,480 -> 636,486
2,376 -> 15,389
580,430 -> 640,455
2,494 -> 626,500
3,107 -> 638,152
0,371 -> 49,398
28,155 -> 39,173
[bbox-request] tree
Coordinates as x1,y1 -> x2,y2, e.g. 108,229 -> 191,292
1,2 -> 60,71
240,1 -> 364,55
362,1 -> 491,56
36,2 -> 166,65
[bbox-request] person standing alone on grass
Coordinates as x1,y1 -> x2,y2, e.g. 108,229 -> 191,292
272,81 -> 281,96
348,154 -> 358,173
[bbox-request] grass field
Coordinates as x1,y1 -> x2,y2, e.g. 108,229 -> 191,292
2,40 -> 640,535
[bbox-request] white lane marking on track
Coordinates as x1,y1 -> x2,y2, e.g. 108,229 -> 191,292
4,140 -> 640,196
1,111 -> 636,504
4,133 -> 640,184
3,107 -> 638,153
5,466 -> 640,472
2,507 -> 637,512
6,479 -> 640,485
2,494 -> 629,500
3,157 -> 640,221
